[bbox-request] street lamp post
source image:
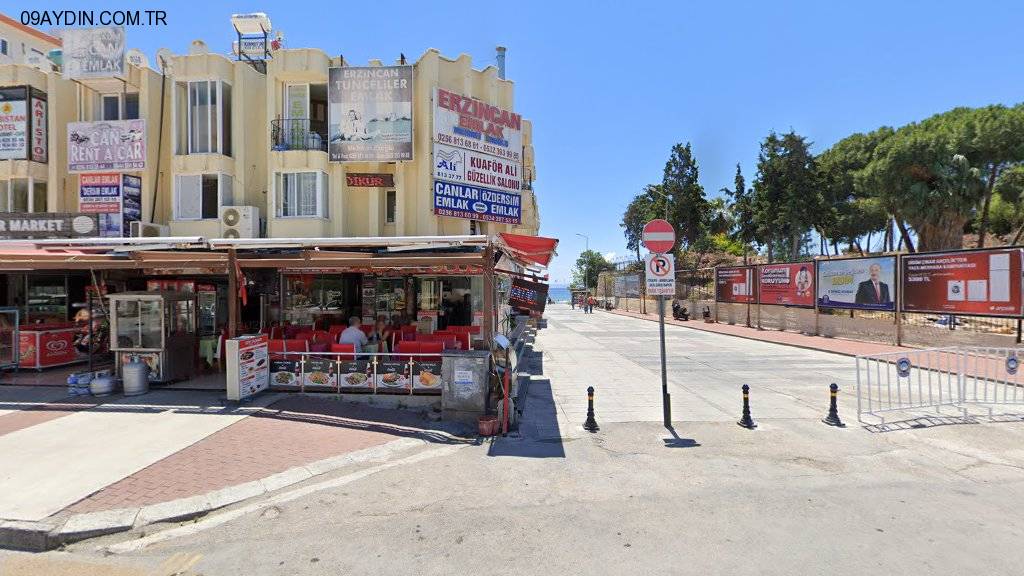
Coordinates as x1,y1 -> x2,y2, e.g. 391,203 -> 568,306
576,232 -> 590,297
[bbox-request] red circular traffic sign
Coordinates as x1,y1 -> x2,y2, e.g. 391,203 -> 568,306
642,219 -> 675,253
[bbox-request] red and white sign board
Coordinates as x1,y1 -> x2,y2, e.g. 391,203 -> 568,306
645,252 -> 676,296
226,334 -> 270,401
642,219 -> 676,254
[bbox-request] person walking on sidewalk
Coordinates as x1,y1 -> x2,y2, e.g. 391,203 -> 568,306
586,294 -> 596,314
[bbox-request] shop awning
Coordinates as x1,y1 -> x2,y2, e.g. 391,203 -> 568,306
498,233 -> 559,268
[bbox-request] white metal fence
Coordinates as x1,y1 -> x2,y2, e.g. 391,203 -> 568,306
857,346 -> 1024,424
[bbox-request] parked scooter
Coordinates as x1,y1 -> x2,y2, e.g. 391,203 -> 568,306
671,300 -> 689,321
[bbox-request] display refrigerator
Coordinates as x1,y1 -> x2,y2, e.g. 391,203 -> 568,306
108,292 -> 197,383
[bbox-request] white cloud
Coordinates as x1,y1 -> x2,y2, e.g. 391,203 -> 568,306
603,251 -> 617,261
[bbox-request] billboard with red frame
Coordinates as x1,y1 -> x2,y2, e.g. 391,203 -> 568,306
902,248 -> 1023,317
716,266 -> 756,304
758,262 -> 815,307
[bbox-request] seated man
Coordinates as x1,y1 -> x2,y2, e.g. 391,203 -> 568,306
337,315 -> 368,354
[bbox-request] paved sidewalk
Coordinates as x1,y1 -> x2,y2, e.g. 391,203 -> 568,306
608,307 -> 905,356
0,390 -> 278,521
67,397 -> 459,513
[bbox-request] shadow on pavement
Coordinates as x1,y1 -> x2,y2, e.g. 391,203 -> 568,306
861,415 -> 979,433
486,435 -> 566,458
662,425 -> 701,448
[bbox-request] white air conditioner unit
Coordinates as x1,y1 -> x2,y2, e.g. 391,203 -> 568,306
220,205 -> 260,238
129,222 -> 170,237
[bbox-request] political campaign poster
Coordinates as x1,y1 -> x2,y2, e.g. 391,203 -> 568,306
328,66 -> 413,162
62,26 -> 126,79
433,87 -> 522,163
432,180 -> 522,225
758,262 -> 815,307
716,266 -> 756,304
817,256 -> 897,311
902,248 -> 1023,317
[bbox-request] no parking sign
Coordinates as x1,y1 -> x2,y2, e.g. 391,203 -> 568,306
645,253 -> 675,296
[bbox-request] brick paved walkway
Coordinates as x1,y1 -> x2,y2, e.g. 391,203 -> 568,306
607,308 -> 906,357
66,397 -> 451,513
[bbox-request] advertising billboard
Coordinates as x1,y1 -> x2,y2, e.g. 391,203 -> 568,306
902,248 -> 1023,317
0,91 -> 27,160
716,266 -> 756,304
759,262 -> 815,307
68,120 -> 146,172
613,274 -> 641,297
121,174 -> 142,235
432,180 -> 522,225
433,87 -> 522,163
817,256 -> 897,311
328,66 -> 413,162
79,173 -> 122,214
433,142 -> 522,195
61,26 -> 126,79
30,96 -> 47,163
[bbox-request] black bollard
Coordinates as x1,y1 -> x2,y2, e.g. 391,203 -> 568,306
737,384 -> 757,429
822,383 -> 846,427
583,386 -> 599,432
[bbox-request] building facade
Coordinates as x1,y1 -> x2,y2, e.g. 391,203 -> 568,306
0,15 -> 540,241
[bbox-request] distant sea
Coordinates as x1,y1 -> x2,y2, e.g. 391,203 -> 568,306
549,285 -> 571,303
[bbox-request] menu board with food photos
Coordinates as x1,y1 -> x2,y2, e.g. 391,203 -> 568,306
375,359 -> 410,393
269,359 -> 301,391
339,360 -> 372,391
302,358 -> 337,391
412,360 -> 444,393
226,335 -> 270,401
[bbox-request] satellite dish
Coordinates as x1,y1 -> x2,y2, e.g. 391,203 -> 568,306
189,40 -> 209,55
126,48 -> 149,69
156,48 -> 174,75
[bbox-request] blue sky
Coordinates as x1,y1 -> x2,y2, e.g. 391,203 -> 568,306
10,0 -> 1024,284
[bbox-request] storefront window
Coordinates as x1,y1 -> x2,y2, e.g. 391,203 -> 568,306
115,299 -> 141,348
32,180 -> 46,212
284,274 -> 357,325
26,276 -> 67,323
139,300 -> 162,348
374,277 -> 407,320
1,179 -> 48,213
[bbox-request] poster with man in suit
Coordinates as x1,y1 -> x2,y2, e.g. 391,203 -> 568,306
817,257 -> 896,311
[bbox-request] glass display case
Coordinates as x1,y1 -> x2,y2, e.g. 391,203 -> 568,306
108,292 -> 197,382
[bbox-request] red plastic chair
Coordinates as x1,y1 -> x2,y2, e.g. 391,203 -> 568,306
447,325 -> 470,334
283,339 -> 308,354
294,330 -> 315,342
395,341 -> 420,361
269,326 -> 285,340
438,337 -> 458,350
454,333 -> 471,351
359,324 -> 375,337
417,342 -> 443,362
330,343 -> 356,360
400,325 -> 418,341
268,339 -> 287,360
328,325 -> 346,340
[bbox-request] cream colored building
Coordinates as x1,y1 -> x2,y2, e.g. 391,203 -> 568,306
0,14 -> 540,240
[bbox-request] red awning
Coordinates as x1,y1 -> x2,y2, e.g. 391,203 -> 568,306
498,233 -> 559,267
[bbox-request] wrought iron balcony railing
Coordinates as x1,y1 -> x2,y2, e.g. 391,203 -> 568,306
271,118 -> 328,152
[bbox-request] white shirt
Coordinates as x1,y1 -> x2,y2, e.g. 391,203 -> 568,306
338,326 -> 368,352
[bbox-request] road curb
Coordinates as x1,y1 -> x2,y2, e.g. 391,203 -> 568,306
603,308 -> 907,358
0,434 -> 459,551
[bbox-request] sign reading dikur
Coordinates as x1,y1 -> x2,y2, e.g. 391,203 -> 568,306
432,180 -> 521,225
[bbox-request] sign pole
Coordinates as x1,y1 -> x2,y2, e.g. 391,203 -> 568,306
659,294 -> 670,427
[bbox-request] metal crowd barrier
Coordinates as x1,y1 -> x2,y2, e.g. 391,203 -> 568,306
269,351 -> 447,396
856,346 -> 1024,424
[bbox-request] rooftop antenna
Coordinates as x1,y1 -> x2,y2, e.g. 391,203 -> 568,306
400,53 -> 406,65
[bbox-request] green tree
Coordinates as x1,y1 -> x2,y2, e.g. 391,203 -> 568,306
862,115 -> 984,251
661,143 -> 709,258
752,131 -> 824,261
957,105 -> 1024,247
571,250 -> 612,291
620,185 -> 661,263
816,128 -> 893,253
721,163 -> 759,261
992,164 -> 1024,243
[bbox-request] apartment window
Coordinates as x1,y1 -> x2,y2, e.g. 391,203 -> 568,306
385,190 -> 396,224
101,95 -> 120,120
179,80 -> 232,156
0,39 -> 8,56
98,93 -> 140,121
175,173 -> 233,220
276,172 -> 328,218
0,179 -> 46,213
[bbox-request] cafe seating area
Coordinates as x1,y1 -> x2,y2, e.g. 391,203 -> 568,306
263,322 -> 481,361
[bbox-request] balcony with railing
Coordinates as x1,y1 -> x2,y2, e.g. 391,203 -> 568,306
271,119 -> 328,152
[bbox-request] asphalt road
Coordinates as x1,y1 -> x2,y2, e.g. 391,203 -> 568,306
5,306 -> 1024,575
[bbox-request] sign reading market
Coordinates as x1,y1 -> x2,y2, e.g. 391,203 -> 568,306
433,180 -> 522,225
